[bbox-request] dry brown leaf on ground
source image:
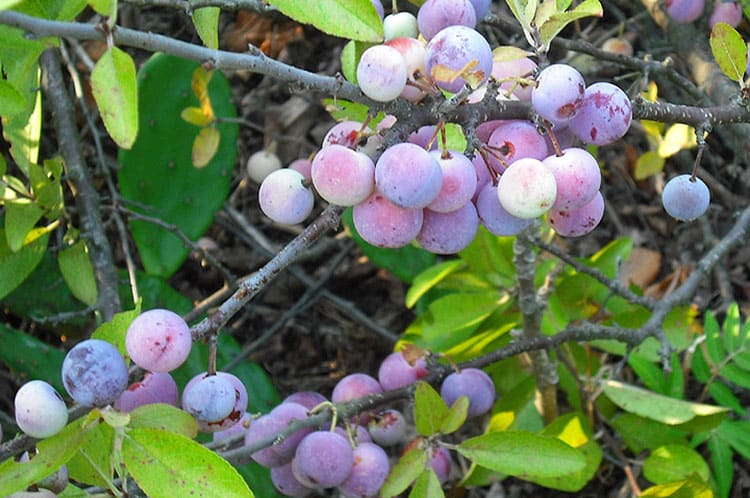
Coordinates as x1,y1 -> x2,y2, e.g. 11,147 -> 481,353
223,11 -> 304,57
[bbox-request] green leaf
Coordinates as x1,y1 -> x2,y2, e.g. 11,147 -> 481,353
639,477 -> 714,498
122,428 -> 254,498
609,413 -> 688,454
707,435 -> 733,498
0,226 -> 48,300
129,403 -> 199,438
341,39 -> 374,83
721,302 -> 742,356
709,22 -> 747,83
91,46 -> 139,149
716,419 -> 750,459
0,322 -> 66,393
634,150 -> 665,180
0,0 -> 24,10
118,54 -> 238,278
409,469 -> 444,498
643,444 -> 710,485
192,7 -> 220,49
440,396 -> 469,435
539,0 -> 603,49
457,430 -> 586,481
66,421 -> 115,488
381,448 -> 428,498
0,418 -> 90,496
58,240 -> 98,306
92,306 -> 140,357
406,259 -> 465,308
0,78 -> 26,116
603,380 -> 729,426
707,380 -> 745,415
267,0 -> 383,42
504,0 -> 538,41
88,0 -> 117,19
4,199 -> 43,252
536,412 -> 602,491
414,381 -> 450,436
422,292 -> 501,350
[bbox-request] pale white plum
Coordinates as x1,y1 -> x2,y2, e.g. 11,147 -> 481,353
247,150 -> 282,183
425,25 -> 492,93
125,308 -> 192,373
375,143 -> 442,209
661,174 -> 710,221
311,145 -> 375,206
709,0 -> 742,27
497,158 -> 557,219
417,203 -> 479,254
114,372 -> 179,412
353,193 -> 424,248
427,150 -> 477,212
417,0 -> 477,41
666,0 -> 705,23
475,183 -> 533,235
384,37 -> 428,102
486,120 -> 550,171
569,82 -> 632,146
543,147 -> 601,211
338,443 -> 390,498
357,44 -> 408,102
549,191 -> 605,237
492,56 -> 537,101
288,159 -> 312,182
258,169 -> 314,225
384,12 -> 419,40
531,64 -> 585,126
15,380 -> 68,438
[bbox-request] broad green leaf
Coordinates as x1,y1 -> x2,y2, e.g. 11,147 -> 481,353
409,469 -> 444,498
487,374 -> 543,433
406,259 -> 465,308
66,421 -> 115,488
322,98 -> 373,123
92,306 -> 140,356
643,444 -> 710,484
129,403 -> 199,438
381,448 -> 428,498
0,322 -> 66,392
440,396 -> 469,435
459,226 -> 517,285
0,78 -> 25,116
122,428 -> 254,498
609,413 -> 688,454
422,292 -> 501,350
91,46 -> 138,149
536,412 -> 602,491
0,418 -> 91,496
58,240 -> 98,306
708,435 -> 733,498
634,150 -> 665,179
539,0 -> 603,49
5,199 -> 43,252
444,123 -> 467,152
414,381 -> 449,436
341,39 -> 374,83
58,484 -> 89,497
0,0 -> 23,9
658,124 -> 697,158
639,477 -> 714,498
88,0 -> 117,19
710,22 -> 747,83
0,226 -> 48,300
192,7 -> 220,49
192,126 -> 220,168
603,380 -> 728,426
267,0 -> 383,42
457,430 -> 586,481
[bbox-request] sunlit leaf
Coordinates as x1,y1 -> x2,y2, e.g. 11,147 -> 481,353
91,46 -> 139,149
709,22 -> 747,83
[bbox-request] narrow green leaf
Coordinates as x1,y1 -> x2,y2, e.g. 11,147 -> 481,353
267,0 -> 383,42
409,469 -> 444,498
709,22 -> 747,83
414,381 -> 450,436
192,7 -> 220,49
0,226 -> 49,300
92,307 -> 140,357
122,428 -> 254,498
0,78 -> 26,116
717,419 -> 750,459
440,396 -> 469,435
643,444 -> 710,484
381,449 -> 428,498
406,259 -> 465,308
0,418 -> 91,496
58,240 -> 98,307
0,322 -> 66,393
691,344 -> 711,383
539,0 -> 603,48
457,430 -> 586,481
603,380 -> 728,425
707,381 -> 744,415
720,362 -> 750,388
91,46 -> 139,149
708,435 -> 733,498
129,403 -> 199,438
5,199 -> 43,252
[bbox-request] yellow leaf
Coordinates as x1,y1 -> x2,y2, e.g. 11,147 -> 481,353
180,106 -> 213,127
658,124 -> 697,158
192,127 -> 220,168
634,150 -> 665,180
431,59 -> 486,90
191,66 -> 215,120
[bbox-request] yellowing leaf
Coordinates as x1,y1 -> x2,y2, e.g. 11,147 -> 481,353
431,60 -> 486,90
91,46 -> 139,149
710,22 -> 747,84
492,45 -> 533,63
191,66 -> 215,120
180,106 -> 213,127
192,126 -> 220,168
658,124 -> 697,158
634,150 -> 665,180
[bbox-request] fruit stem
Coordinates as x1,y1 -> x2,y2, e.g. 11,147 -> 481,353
543,120 -> 564,157
207,334 -> 218,375
690,133 -> 706,182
